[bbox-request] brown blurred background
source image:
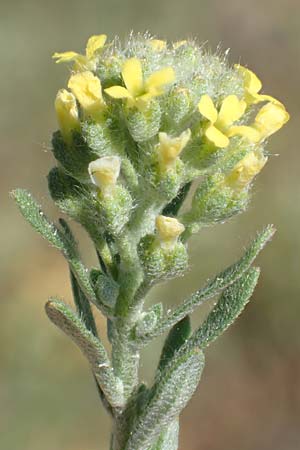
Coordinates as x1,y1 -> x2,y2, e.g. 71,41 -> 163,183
1,0 -> 299,449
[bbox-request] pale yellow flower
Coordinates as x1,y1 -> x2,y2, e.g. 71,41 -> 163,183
53,34 -> 107,71
54,89 -> 80,144
104,58 -> 175,110
228,102 -> 290,143
156,215 -> 185,249
198,94 -> 255,148
225,150 -> 268,190
236,65 -> 280,106
157,129 -> 191,170
148,39 -> 167,51
88,156 -> 121,196
68,71 -> 105,120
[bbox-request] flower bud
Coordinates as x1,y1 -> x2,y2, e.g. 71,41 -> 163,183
156,215 -> 185,250
126,100 -> 162,142
68,71 -> 105,121
253,102 -> 289,141
225,150 -> 267,191
148,39 -> 167,51
138,224 -> 188,284
88,156 -> 121,195
54,89 -> 80,144
158,129 -> 191,171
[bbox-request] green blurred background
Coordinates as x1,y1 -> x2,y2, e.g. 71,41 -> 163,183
1,0 -> 299,449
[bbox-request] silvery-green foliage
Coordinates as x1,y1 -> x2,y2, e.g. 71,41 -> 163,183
12,32 -> 287,450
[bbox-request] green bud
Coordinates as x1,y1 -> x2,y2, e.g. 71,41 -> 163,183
90,269 -> 120,308
126,100 -> 161,142
139,216 -> 188,283
182,171 -> 249,228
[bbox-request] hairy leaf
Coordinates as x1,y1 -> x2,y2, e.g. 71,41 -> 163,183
12,189 -> 104,312
124,348 -> 205,450
190,267 -> 260,349
150,419 -> 179,450
158,316 -> 191,373
45,298 -> 124,408
137,225 -> 274,344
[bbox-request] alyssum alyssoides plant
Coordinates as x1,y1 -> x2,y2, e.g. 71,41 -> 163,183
12,33 -> 289,450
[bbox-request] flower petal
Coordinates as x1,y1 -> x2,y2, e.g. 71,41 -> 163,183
236,65 -> 262,95
122,58 -> 143,97
104,86 -> 132,99
254,102 -> 290,140
148,39 -> 167,51
68,71 -> 105,118
52,51 -> 80,63
218,95 -> 246,126
205,125 -> 229,148
198,95 -> 218,123
228,125 -> 261,142
145,67 -> 175,92
86,34 -> 107,59
226,150 -> 268,190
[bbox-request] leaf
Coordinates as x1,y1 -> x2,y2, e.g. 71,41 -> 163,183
12,189 -> 104,313
135,303 -> 163,338
136,225 -> 274,344
12,188 -> 67,251
150,419 -> 179,450
190,267 -> 260,349
124,348 -> 205,450
59,218 -> 98,336
157,315 -> 191,373
45,298 -> 124,408
162,182 -> 192,216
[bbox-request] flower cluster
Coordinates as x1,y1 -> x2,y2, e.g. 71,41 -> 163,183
52,33 -> 288,263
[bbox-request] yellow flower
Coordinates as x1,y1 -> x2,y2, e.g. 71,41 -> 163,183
198,94 -> 252,148
156,215 -> 185,250
88,156 -> 121,196
148,39 -> 167,51
157,129 -> 191,170
228,102 -> 290,143
104,58 -> 175,110
252,102 -> 290,140
236,65 -> 280,106
225,150 -> 268,190
68,71 -> 105,120
54,89 -> 80,144
53,34 -> 107,71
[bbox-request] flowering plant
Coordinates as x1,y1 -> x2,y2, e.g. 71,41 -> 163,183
12,33 -> 289,450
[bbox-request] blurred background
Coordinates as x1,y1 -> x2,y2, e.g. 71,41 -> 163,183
1,0 -> 299,449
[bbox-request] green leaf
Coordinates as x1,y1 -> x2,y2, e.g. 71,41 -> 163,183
190,267 -> 260,349
12,188 -> 67,251
124,348 -> 205,450
137,225 -> 274,344
58,230 -> 115,415
12,189 -> 102,312
158,316 -> 191,373
150,419 -> 179,450
51,130 -> 98,183
45,298 -> 124,408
